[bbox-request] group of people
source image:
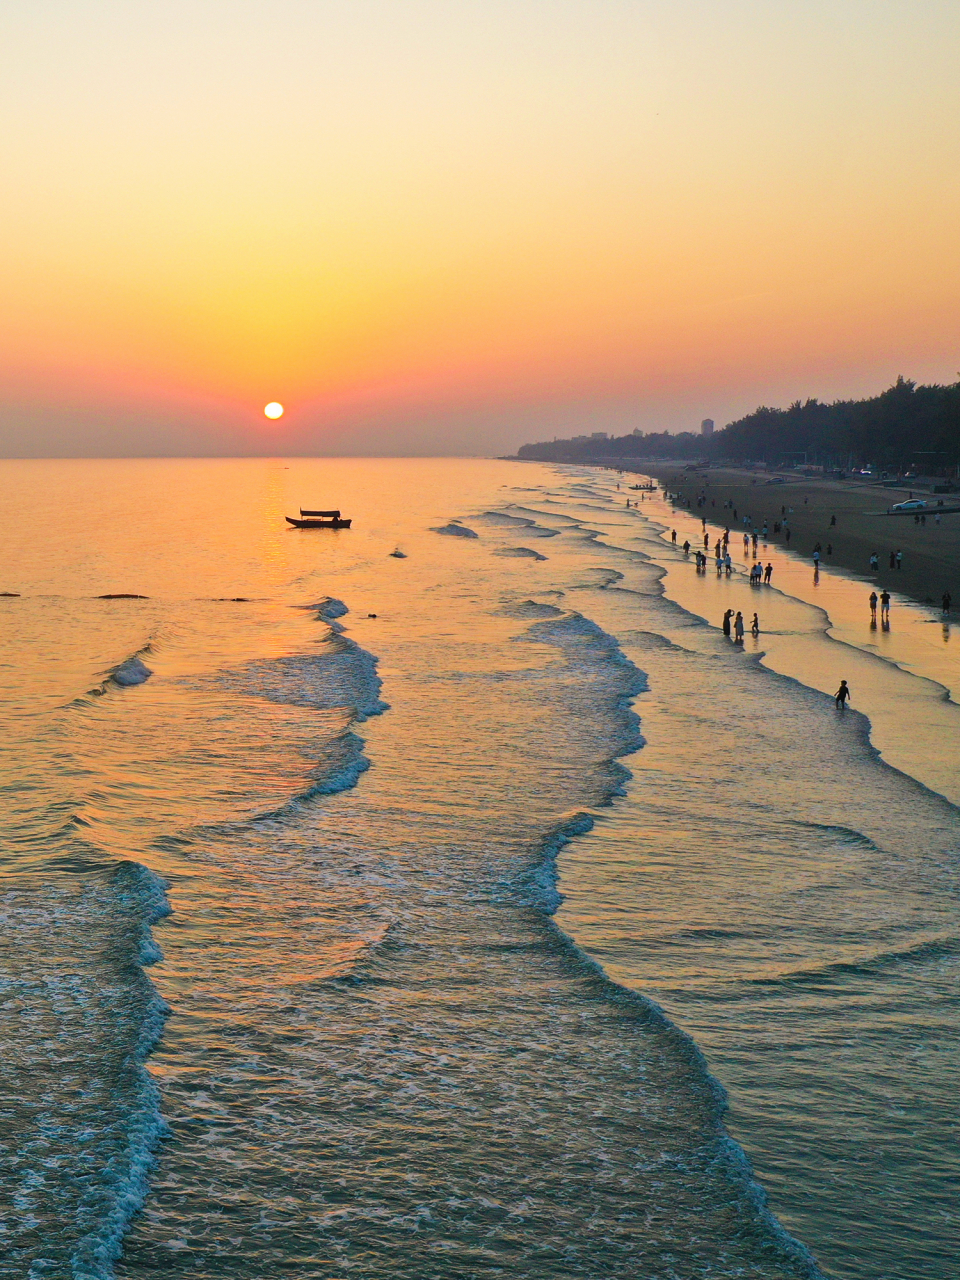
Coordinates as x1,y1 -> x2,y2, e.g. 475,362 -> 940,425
722,608 -> 760,642
869,550 -> 902,571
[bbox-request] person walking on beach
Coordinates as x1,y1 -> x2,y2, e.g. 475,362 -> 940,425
751,613 -> 760,637
869,591 -> 878,620
724,551 -> 733,575
813,549 -> 820,571
722,609 -> 733,636
734,611 -> 744,642
835,679 -> 850,709
671,529 -> 677,543
943,592 -> 952,613
764,562 -> 773,584
880,589 -> 891,620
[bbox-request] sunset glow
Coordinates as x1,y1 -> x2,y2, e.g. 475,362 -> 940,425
1,2 -> 958,456
264,403 -> 284,420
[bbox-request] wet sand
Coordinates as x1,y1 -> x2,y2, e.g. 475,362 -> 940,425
633,464 -> 960,609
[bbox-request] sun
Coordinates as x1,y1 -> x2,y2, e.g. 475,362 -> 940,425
264,402 -> 284,419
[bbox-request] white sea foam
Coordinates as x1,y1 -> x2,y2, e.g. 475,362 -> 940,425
111,656 -> 153,687
430,522 -> 478,538
493,546 -> 547,560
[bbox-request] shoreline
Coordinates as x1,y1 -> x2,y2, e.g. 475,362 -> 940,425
608,462 -> 960,611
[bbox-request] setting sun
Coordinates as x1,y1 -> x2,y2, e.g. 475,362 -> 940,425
264,402 -> 284,419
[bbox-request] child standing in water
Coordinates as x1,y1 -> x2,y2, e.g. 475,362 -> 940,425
751,613 -> 760,637
835,680 -> 851,709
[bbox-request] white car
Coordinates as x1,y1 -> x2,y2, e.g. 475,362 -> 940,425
891,499 -> 927,511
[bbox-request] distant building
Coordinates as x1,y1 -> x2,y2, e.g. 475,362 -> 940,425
701,418 -> 715,437
632,427 -> 643,436
590,432 -> 608,440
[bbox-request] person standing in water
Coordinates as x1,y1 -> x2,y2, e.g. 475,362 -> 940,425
734,611 -> 745,642
880,589 -> 891,620
764,562 -> 773,584
869,591 -> 878,620
835,679 -> 851,709
751,613 -> 759,637
722,609 -> 733,636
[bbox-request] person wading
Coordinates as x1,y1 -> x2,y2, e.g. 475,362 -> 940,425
835,679 -> 851,709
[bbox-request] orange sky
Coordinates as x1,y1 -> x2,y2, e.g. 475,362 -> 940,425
2,1 -> 959,456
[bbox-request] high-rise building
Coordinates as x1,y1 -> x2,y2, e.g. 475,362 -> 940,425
701,418 -> 715,436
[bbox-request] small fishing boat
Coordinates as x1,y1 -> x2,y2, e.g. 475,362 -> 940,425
285,508 -> 353,528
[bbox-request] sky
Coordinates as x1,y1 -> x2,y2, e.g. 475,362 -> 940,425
1,0 -> 959,457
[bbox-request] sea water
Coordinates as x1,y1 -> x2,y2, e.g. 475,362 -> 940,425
0,458 -> 956,1279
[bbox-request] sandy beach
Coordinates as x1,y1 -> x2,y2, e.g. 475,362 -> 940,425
633,463 -> 960,609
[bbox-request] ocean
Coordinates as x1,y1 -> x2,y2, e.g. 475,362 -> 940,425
1,457 -> 957,1279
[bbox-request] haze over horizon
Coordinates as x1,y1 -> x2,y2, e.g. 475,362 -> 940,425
2,0 -> 959,458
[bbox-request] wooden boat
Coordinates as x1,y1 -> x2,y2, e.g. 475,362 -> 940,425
286,508 -> 352,528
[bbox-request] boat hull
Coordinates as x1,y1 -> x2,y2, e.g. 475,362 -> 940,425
285,517 -> 352,528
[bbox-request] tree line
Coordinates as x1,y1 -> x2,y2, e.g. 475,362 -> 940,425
516,376 -> 960,474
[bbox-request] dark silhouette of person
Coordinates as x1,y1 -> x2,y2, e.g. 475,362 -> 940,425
835,680 -> 850,709
943,592 -> 952,613
880,590 -> 891,619
869,591 -> 878,619
751,613 -> 759,637
734,611 -> 744,642
722,609 -> 733,636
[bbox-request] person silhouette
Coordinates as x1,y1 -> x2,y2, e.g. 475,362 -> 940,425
835,680 -> 850,709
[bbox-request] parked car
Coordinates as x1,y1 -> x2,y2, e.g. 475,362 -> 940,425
891,499 -> 927,511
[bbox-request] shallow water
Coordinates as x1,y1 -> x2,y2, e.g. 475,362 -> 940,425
0,458 -> 957,1278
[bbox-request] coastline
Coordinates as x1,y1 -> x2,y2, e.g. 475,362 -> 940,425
613,462 -> 960,610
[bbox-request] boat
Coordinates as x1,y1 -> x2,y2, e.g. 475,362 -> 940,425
285,508 -> 352,528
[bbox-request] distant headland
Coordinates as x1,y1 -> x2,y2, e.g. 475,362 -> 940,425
512,376 -> 960,479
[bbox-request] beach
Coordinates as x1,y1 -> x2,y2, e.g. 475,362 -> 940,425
634,463 -> 960,609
